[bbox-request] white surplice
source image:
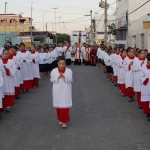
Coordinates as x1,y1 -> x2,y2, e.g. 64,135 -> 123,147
30,52 -> 40,79
117,55 -> 126,84
123,56 -> 134,88
50,68 -> 73,108
140,65 -> 150,105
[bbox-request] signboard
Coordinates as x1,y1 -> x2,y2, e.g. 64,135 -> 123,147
116,0 -> 128,29
20,36 -> 31,48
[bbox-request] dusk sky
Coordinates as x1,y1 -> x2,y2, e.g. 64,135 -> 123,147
0,0 -> 116,34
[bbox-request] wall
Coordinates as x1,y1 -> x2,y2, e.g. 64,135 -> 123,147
128,0 -> 150,50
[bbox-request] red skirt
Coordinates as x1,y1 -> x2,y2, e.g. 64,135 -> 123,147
125,87 -> 135,98
143,102 -> 150,114
15,87 -> 21,97
119,84 -> 126,95
33,78 -> 39,88
56,108 -> 70,123
21,80 -> 32,90
137,92 -> 143,107
3,95 -> 15,108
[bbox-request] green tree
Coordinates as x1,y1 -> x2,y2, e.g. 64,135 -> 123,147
53,33 -> 70,43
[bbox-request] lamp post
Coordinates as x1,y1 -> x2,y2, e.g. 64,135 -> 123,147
53,7 -> 58,44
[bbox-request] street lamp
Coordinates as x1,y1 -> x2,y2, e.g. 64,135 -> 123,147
53,7 -> 58,44
4,2 -> 8,43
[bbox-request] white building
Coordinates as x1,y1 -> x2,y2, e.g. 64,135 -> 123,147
128,0 -> 150,50
115,0 -> 128,48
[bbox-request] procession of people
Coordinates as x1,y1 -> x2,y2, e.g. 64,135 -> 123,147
97,44 -> 150,121
0,40 -> 150,128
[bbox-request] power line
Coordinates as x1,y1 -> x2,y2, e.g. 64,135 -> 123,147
116,0 -> 150,21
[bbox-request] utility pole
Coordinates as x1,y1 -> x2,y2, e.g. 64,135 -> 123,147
90,10 -> 93,44
31,2 -> 33,45
4,2 -> 7,43
104,0 -> 108,43
46,22 -> 47,31
58,16 -> 61,33
53,7 -> 58,44
43,11 -> 45,31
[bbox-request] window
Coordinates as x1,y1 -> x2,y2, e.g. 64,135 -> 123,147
141,34 -> 144,49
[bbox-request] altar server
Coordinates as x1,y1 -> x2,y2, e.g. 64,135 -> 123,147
123,48 -> 135,102
140,53 -> 150,121
50,56 -> 73,128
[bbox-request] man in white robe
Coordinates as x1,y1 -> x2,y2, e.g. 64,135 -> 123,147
50,56 -> 73,128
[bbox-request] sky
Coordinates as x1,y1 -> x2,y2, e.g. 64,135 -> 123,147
0,0 -> 116,34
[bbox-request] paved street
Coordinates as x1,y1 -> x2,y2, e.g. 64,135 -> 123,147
0,65 -> 150,150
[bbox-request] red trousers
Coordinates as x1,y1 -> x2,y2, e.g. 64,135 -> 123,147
56,108 -> 70,123
137,92 -> 143,107
126,87 -> 135,98
119,84 -> 126,95
15,87 -> 21,97
33,78 -> 39,88
3,95 -> 15,108
143,102 -> 150,114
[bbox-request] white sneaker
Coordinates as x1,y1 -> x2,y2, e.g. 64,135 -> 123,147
62,123 -> 67,128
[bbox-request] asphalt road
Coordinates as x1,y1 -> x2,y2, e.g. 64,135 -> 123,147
0,65 -> 150,150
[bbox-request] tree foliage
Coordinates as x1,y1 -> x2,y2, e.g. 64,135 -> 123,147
53,33 -> 70,43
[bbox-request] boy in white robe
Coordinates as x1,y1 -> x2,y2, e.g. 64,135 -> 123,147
140,53 -> 150,121
123,48 -> 135,102
131,50 -> 146,108
50,56 -> 73,128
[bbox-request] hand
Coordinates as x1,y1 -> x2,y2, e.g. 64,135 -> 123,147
141,60 -> 144,66
130,61 -> 133,66
58,72 -> 65,79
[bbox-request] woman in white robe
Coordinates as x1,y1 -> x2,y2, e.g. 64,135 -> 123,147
123,48 -> 135,102
140,53 -> 150,121
131,50 -> 146,108
50,57 -> 73,128
30,46 -> 40,88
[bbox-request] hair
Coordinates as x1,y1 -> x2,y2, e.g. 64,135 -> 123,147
20,43 -> 25,47
138,49 -> 145,54
121,49 -> 126,53
7,46 -> 13,51
57,56 -> 66,62
147,53 -> 150,61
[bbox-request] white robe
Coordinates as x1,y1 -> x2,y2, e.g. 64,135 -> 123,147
123,56 -> 134,88
140,65 -> 150,104
131,58 -> 144,92
64,46 -> 72,59
75,47 -> 82,60
0,59 -> 15,96
30,52 -> 40,79
117,55 -> 126,84
50,68 -> 73,108
111,53 -> 120,76
17,51 -> 33,81
0,70 -> 4,108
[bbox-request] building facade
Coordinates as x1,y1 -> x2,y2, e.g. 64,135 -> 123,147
0,14 -> 32,33
128,0 -> 150,50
